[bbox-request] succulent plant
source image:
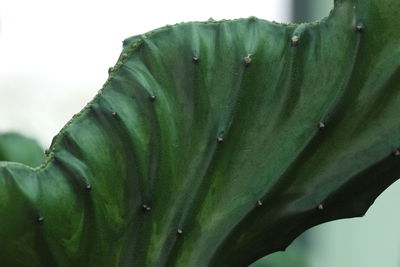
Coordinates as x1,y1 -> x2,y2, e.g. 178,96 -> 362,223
1,0 -> 400,266
0,133 -> 45,167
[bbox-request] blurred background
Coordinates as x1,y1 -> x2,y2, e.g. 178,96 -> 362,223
0,0 -> 399,266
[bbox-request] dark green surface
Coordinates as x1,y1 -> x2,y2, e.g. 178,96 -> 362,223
1,0 -> 400,266
0,133 -> 45,167
252,2 -> 336,266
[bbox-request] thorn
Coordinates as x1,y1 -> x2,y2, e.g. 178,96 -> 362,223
394,149 -> 400,157
356,24 -> 364,32
318,121 -> 326,130
142,204 -> 151,212
121,53 -> 128,60
108,67 -> 114,75
192,57 -> 199,63
177,229 -> 183,235
318,204 -> 324,210
244,54 -> 252,66
217,137 -> 224,144
44,149 -> 50,156
85,184 -> 92,191
291,36 -> 299,47
149,95 -> 156,101
37,216 -> 44,223
111,111 -> 117,117
257,200 -> 263,206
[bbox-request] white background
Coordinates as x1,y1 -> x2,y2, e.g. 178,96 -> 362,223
0,0 -> 291,147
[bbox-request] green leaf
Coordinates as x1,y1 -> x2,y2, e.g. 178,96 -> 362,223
0,133 -> 45,167
1,0 -> 400,265
251,250 -> 307,267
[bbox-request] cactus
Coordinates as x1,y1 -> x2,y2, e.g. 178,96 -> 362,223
1,0 -> 400,266
0,133 -> 45,167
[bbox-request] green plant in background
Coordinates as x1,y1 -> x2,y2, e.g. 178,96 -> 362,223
292,0 -> 333,23
0,133 -> 45,167
251,242 -> 307,267
1,0 -> 400,266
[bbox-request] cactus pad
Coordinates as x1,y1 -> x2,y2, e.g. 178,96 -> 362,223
1,0 -> 400,266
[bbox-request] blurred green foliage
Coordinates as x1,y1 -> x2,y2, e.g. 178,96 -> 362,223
0,133 -> 45,167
